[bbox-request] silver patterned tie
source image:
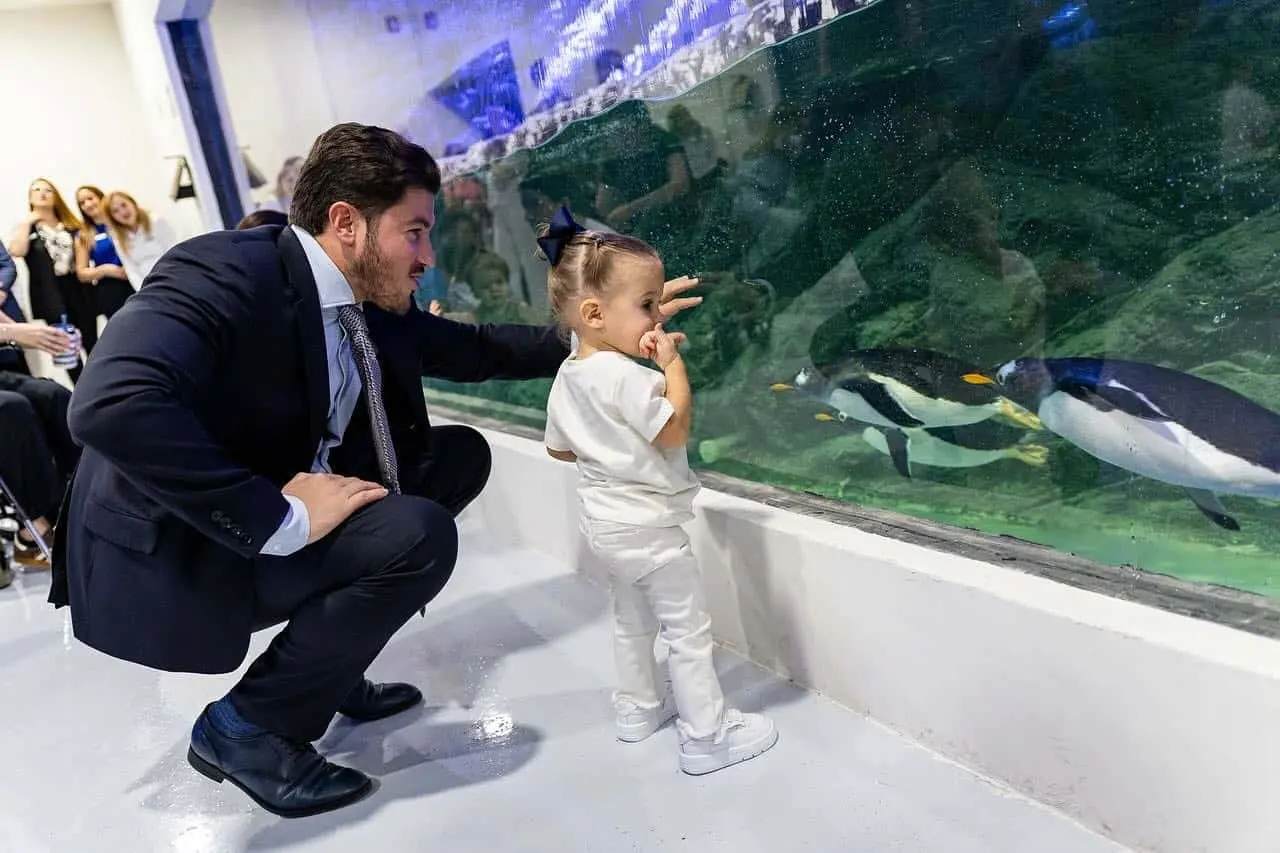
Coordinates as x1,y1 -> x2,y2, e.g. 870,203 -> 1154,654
337,305 -> 401,495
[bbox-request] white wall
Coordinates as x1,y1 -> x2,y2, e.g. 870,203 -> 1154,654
109,0 -> 218,236
465,422 -> 1280,853
206,0 -> 336,207
0,3 -> 190,246
208,0 -> 687,164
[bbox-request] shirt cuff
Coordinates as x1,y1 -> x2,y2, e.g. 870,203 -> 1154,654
259,494 -> 310,556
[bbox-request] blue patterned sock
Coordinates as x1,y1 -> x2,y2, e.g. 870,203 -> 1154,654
206,695 -> 266,737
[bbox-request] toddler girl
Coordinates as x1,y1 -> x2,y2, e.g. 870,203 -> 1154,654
540,207 -> 778,775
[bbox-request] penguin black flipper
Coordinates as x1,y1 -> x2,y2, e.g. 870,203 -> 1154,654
838,378 -> 925,427
884,428 -> 912,478
926,421 -> 1026,451
1062,380 -> 1171,422
1184,488 -> 1240,531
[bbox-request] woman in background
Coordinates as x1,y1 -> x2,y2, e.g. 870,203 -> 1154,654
74,185 -> 133,318
258,155 -> 303,214
8,178 -> 94,382
104,191 -> 178,286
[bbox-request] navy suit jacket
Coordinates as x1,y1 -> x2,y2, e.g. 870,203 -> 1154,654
0,238 -> 23,322
52,225 -> 566,674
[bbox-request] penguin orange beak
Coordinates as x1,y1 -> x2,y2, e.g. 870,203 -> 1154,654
815,413 -> 836,422
770,383 -> 794,392
962,373 -> 996,385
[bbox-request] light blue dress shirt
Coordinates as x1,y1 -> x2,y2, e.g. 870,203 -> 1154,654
259,226 -> 364,557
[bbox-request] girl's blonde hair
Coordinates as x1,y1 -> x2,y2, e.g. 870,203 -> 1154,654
104,191 -> 153,253
29,178 -> 84,234
536,225 -> 660,336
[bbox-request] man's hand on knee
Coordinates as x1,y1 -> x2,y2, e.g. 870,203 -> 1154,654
284,472 -> 388,544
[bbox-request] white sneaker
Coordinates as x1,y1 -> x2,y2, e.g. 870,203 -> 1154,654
615,693 -> 677,743
679,709 -> 777,775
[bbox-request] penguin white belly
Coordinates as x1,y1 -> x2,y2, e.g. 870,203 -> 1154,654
1039,392 -> 1280,497
869,374 -> 998,426
911,435 -> 1012,468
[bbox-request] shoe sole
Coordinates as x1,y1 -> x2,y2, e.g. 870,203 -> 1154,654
679,726 -> 779,776
187,747 -> 373,818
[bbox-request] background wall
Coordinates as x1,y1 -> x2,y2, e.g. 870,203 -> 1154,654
0,2 -> 187,243
207,0 -> 694,192
206,0 -> 335,207
1,0 -> 755,238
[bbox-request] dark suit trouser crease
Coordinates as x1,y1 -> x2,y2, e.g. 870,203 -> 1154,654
228,426 -> 492,742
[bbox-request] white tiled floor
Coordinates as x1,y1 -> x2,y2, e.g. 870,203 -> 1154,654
0,521 -> 1129,853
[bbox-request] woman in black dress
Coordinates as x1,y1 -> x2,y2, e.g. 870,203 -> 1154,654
7,178 -> 95,383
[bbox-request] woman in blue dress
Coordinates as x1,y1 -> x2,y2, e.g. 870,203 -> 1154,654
74,185 -> 133,319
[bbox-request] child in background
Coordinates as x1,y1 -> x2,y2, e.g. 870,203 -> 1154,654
540,207 -> 777,775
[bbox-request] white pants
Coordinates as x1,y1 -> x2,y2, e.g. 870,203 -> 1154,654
582,518 -> 725,740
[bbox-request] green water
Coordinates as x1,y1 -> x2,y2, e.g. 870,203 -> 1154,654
428,0 -> 1280,599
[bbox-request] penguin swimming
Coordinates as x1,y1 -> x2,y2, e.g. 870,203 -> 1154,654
980,356 -> 1280,530
844,419 -> 1050,478
772,348 -> 1041,431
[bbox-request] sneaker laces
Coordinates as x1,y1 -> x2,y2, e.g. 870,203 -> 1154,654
713,709 -> 747,745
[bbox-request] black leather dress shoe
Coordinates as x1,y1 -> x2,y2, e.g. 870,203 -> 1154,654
188,706 -> 372,818
338,680 -> 423,722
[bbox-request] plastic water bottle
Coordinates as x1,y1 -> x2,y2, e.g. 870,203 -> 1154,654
52,314 -> 81,369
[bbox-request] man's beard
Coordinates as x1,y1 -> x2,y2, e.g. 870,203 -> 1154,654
349,229 -> 409,314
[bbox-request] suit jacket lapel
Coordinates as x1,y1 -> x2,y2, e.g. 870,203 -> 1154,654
366,305 -> 427,417
278,227 -> 330,461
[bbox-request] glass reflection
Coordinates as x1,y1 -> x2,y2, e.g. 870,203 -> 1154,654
421,0 -> 1280,596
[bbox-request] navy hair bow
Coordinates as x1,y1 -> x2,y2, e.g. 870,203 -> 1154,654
537,205 -> 586,267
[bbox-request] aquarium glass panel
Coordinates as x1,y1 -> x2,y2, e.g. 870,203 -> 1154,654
422,0 -> 1280,597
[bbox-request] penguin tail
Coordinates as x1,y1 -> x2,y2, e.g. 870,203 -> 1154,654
1008,443 -> 1050,466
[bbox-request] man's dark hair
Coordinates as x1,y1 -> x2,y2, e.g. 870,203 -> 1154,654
290,123 -> 442,235
235,209 -> 288,230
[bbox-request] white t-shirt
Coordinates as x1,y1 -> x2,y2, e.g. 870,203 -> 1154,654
545,351 -> 700,527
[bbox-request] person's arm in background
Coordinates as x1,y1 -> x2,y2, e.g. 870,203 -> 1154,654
8,221 -> 32,259
0,240 -> 15,311
606,152 -> 692,229
0,321 -> 70,353
74,234 -> 127,284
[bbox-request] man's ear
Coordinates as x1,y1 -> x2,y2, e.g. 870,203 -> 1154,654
327,201 -> 360,247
